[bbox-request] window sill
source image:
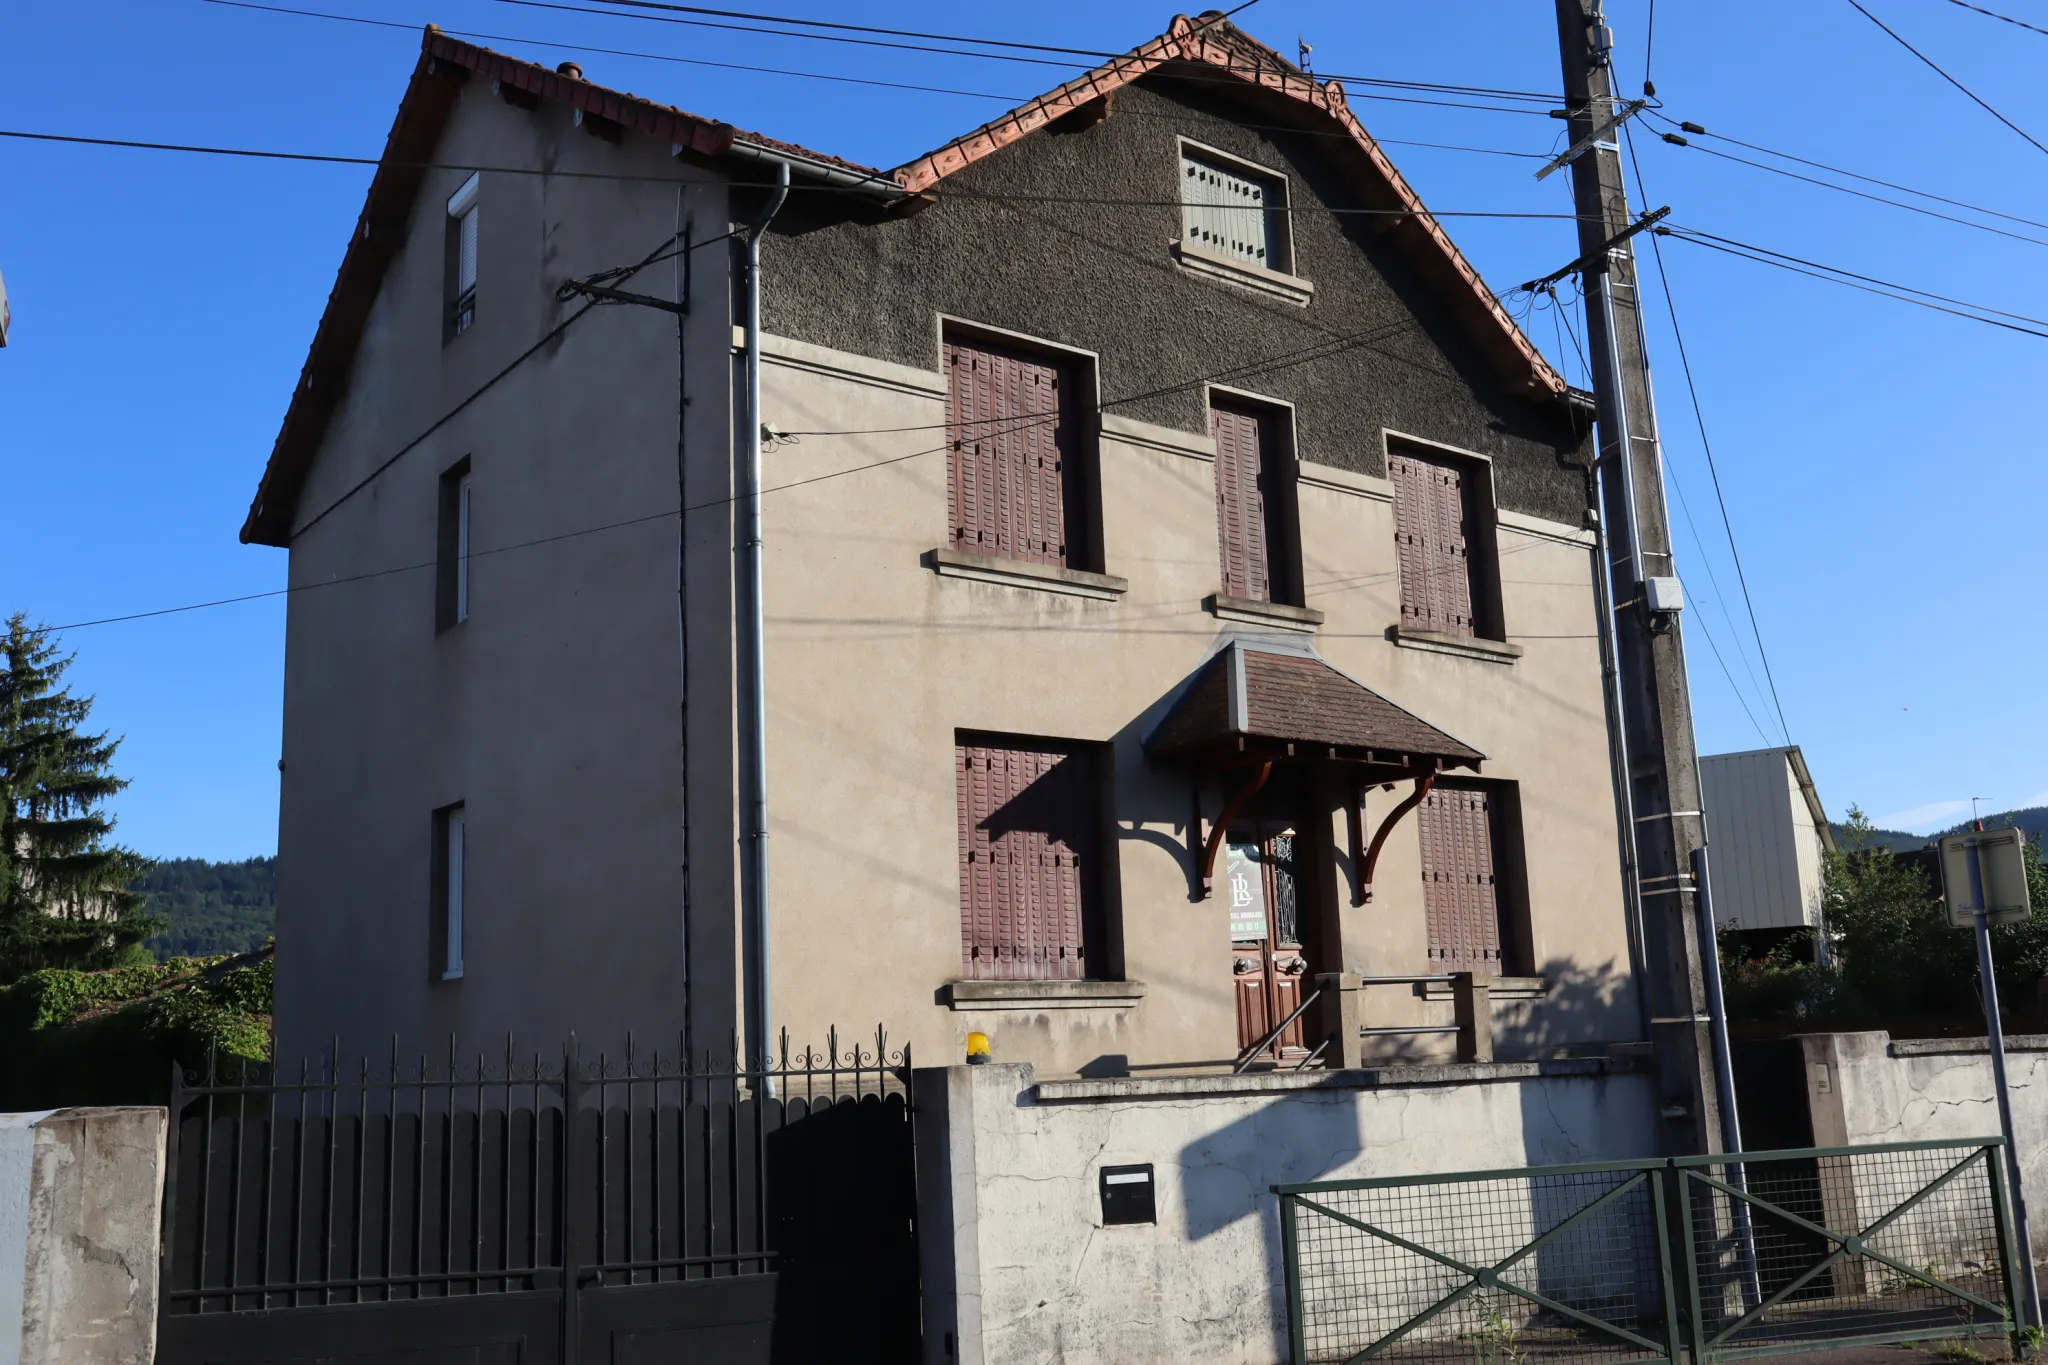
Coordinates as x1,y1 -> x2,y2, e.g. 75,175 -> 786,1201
924,548 -> 1127,601
1420,976 -> 1547,1001
1205,593 -> 1323,634
944,980 -> 1147,1011
1171,242 -> 1315,307
1388,625 -> 1524,664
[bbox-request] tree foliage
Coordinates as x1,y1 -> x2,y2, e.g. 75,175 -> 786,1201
0,616 -> 158,980
1724,806 -> 2048,1034
137,856 -> 277,958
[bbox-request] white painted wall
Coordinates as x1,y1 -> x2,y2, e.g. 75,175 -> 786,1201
917,1060 -> 1657,1365
1801,1031 -> 2048,1255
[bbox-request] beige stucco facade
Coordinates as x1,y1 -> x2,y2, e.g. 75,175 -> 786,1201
754,331 -> 1638,1076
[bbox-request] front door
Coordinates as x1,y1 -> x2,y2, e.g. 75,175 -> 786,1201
1226,824 -> 1308,1062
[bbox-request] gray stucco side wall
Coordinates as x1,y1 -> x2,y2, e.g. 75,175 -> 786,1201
758,74 -> 1590,526
271,79 -> 742,1067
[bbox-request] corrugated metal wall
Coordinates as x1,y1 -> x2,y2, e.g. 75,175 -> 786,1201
1700,749 -> 1823,932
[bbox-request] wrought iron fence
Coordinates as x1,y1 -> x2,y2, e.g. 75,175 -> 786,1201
161,1025 -> 918,1350
1276,1139 -> 2022,1365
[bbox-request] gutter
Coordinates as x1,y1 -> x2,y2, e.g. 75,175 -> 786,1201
723,139 -> 907,199
739,162 -> 790,1079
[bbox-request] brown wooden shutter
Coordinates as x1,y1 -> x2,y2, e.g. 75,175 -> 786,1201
1418,785 -> 1503,973
1389,449 -> 1477,637
1210,404 -> 1270,602
946,340 -> 1069,567
956,739 -> 1096,981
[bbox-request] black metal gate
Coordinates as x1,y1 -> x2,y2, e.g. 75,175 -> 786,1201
157,1029 -> 920,1365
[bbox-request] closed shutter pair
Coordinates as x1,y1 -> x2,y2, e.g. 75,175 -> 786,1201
946,341 -> 1069,565
956,740 -> 1096,981
1389,450 -> 1478,637
1417,786 -> 1504,973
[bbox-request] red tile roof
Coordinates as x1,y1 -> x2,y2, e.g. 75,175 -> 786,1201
244,15 -> 1566,546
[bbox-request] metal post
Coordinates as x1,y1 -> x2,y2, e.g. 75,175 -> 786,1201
1694,847 -> 1764,1312
1971,838 -> 2042,1326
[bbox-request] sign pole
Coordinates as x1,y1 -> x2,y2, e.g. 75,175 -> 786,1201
1969,836 -> 2042,1326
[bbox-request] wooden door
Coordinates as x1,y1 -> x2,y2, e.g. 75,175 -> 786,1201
1225,825 -> 1308,1060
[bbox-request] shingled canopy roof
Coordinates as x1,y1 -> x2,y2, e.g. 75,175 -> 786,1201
243,12 -> 1568,547
1147,640 -> 1484,772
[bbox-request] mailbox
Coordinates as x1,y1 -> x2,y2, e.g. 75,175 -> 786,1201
1099,1164 -> 1156,1225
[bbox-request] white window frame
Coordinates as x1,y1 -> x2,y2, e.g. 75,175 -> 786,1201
443,806 -> 467,980
455,474 -> 472,624
447,172 -> 480,337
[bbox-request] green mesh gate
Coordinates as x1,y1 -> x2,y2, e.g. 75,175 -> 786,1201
1276,1139 -> 2023,1365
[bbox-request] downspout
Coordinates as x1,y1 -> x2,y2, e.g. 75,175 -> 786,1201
1590,486 -> 1653,1039
740,162 -> 790,1075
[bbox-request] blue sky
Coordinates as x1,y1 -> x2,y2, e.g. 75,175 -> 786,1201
2,0 -> 2044,857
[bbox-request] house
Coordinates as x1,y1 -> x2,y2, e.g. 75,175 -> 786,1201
1700,745 -> 1836,953
254,12 -> 1644,1079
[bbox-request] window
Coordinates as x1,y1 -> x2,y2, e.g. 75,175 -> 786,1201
432,803 -> 467,981
1416,783 -> 1529,975
1210,399 -> 1301,605
445,172 -> 479,338
944,336 -> 1091,569
1180,147 -> 1290,273
435,457 -> 472,631
1388,445 -> 1499,639
955,735 -> 1105,981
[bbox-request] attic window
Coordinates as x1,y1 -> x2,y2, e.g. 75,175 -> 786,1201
1180,146 -> 1291,274
445,172 -> 480,339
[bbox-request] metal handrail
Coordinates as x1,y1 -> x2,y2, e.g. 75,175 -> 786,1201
1354,974 -> 1457,985
1232,988 -> 1322,1074
1358,1025 -> 1459,1037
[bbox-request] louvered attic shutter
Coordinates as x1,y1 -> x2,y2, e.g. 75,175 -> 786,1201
1182,154 -> 1275,267
1389,450 -> 1477,637
946,341 -> 1068,566
956,740 -> 1095,981
1418,786 -> 1503,974
1211,405 -> 1270,602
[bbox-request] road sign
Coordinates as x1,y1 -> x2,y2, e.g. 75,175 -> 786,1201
1939,826 -> 2030,927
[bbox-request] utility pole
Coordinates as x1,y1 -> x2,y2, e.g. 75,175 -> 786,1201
1554,0 -> 1723,1157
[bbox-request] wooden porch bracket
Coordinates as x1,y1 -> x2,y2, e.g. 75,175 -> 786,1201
1357,772 -> 1435,904
1198,759 -> 1273,899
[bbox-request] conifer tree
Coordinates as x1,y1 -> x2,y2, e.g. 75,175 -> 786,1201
0,615 -> 155,980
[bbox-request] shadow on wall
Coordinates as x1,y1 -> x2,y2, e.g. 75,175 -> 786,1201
1497,956 -> 1638,1061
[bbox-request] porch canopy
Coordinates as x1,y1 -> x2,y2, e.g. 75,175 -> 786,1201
1147,640 -> 1485,899
1146,639 -> 1484,777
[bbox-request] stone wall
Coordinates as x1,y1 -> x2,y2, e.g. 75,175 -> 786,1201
915,1059 -> 1657,1365
0,1107 -> 165,1365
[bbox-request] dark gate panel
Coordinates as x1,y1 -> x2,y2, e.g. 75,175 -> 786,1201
159,1031 -> 918,1365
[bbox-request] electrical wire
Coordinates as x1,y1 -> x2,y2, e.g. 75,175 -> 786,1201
1944,0 -> 2048,40
1627,127 -> 1793,745
519,0 -> 1568,105
0,127 -> 1599,222
1663,139 -> 2048,249
1658,225 -> 2048,336
202,0 -> 1557,156
1646,110 -> 2048,234
1844,0 -> 2048,157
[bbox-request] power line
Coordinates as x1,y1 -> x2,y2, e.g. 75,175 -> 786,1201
203,0 -> 1555,156
1843,0 -> 2048,157
1627,128 -> 1793,745
1658,225 -> 2048,337
1662,138 -> 2048,249
1646,111 -> 2048,234
1945,0 -> 2048,39
521,0 -> 1568,105
0,127 -> 1599,221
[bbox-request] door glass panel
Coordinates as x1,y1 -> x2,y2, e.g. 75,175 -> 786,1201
1270,830 -> 1300,946
1225,840 -> 1267,941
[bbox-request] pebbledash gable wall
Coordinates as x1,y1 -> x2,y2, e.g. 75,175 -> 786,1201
759,74 -> 1594,524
